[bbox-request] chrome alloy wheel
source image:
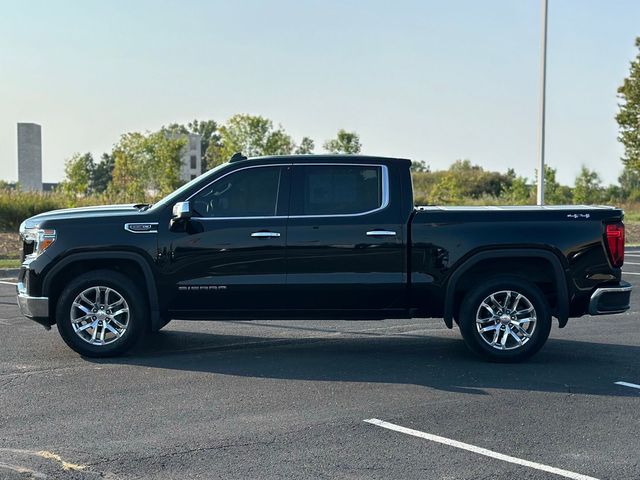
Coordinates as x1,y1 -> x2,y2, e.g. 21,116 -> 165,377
70,286 -> 130,346
475,290 -> 537,351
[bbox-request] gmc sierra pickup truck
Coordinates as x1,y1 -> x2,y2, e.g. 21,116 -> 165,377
17,154 -> 632,361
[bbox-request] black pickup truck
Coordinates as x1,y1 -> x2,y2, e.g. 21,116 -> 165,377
16,154 -> 632,361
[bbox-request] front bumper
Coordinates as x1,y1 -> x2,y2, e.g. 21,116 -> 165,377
17,281 -> 51,329
588,281 -> 632,315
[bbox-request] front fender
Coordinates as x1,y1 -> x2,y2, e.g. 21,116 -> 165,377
42,251 -> 162,331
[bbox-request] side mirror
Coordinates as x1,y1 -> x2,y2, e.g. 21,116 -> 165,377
172,201 -> 192,220
170,201 -> 192,232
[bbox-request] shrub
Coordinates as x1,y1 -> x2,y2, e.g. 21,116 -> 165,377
0,190 -> 68,231
0,189 -> 158,231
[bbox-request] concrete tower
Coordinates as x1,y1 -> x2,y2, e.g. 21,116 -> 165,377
17,123 -> 43,191
180,133 -> 202,182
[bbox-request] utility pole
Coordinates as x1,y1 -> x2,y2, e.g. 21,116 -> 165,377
537,0 -> 548,206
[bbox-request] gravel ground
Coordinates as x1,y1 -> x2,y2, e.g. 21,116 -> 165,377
0,232 -> 20,259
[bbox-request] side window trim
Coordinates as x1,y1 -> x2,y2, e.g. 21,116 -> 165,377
188,163 -> 388,220
289,164 -> 389,218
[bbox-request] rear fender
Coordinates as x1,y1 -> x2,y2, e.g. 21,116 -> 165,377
443,248 -> 569,329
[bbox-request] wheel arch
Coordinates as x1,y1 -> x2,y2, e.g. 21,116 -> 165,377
42,251 -> 161,331
443,248 -> 569,329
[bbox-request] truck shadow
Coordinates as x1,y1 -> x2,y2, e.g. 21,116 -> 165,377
86,325 -> 640,398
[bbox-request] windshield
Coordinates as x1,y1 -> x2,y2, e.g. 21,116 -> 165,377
149,163 -> 230,212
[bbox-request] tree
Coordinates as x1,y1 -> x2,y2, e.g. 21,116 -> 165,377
448,159 -> 511,198
537,165 -> 573,204
110,134 -> 146,200
619,166 -> 640,201
61,153 -> 94,196
616,37 -> 640,173
110,131 -> 186,200
502,175 -> 532,204
425,159 -> 513,204
91,153 -> 115,193
265,129 -> 296,156
429,170 -> 465,204
323,129 -> 362,154
211,114 -> 295,167
410,161 -> 430,173
602,184 -> 624,204
295,136 -> 315,154
573,166 -> 603,204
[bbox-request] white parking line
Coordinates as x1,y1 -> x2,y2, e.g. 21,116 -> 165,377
624,261 -> 640,265
0,280 -> 17,286
614,381 -> 640,391
364,419 -> 599,480
622,271 -> 640,276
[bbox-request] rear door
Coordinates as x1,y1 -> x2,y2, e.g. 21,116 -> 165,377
285,163 -> 405,312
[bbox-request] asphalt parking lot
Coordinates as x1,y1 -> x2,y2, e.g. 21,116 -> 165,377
1,255 -> 639,480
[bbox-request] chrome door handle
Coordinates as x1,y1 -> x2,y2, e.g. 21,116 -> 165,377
251,231 -> 281,238
366,230 -> 397,237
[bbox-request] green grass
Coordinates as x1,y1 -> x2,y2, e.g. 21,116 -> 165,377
0,258 -> 20,269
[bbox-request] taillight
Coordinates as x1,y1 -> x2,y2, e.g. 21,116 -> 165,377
605,222 -> 624,268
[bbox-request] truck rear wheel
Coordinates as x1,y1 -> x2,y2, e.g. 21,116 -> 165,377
458,276 -> 551,362
56,270 -> 147,357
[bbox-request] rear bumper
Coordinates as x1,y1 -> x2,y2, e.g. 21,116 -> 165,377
588,281 -> 632,315
17,280 -> 51,329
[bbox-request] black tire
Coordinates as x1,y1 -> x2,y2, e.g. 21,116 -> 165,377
56,270 -> 148,357
458,276 -> 552,362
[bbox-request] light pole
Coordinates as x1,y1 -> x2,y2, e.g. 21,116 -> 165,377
537,0 -> 548,206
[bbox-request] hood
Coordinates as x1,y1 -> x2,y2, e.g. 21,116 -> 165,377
23,204 -> 147,228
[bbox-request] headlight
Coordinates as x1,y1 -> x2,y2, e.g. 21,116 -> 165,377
19,221 -> 56,260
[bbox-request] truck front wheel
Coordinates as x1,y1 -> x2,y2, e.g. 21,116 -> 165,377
458,276 -> 551,362
55,270 -> 147,357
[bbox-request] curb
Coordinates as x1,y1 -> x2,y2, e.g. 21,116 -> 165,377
0,268 -> 19,280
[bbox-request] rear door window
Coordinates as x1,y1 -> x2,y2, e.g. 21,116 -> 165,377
291,165 -> 383,216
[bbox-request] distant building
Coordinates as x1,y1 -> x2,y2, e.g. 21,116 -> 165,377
179,133 -> 202,182
17,123 -> 43,191
166,132 -> 202,182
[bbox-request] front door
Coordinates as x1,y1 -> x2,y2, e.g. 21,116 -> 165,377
166,164 -> 290,315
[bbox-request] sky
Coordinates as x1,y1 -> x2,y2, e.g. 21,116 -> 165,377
1,0 -> 639,185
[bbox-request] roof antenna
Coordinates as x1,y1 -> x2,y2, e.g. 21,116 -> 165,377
229,152 -> 247,163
